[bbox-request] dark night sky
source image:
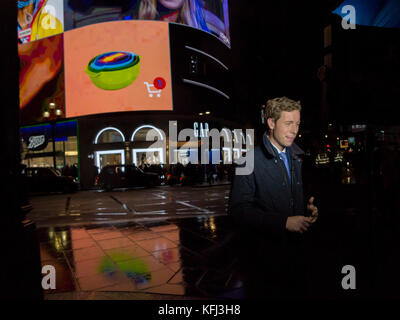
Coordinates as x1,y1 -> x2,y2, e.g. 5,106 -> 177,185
228,0 -> 343,130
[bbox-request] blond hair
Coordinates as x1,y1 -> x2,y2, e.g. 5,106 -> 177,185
265,96 -> 301,123
138,0 -> 158,20
138,0 -> 187,23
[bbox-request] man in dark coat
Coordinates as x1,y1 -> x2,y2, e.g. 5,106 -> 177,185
228,96 -> 318,299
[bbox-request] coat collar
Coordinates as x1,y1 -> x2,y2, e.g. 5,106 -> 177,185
262,132 -> 304,159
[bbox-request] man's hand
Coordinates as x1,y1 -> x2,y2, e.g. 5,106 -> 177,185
307,196 -> 318,223
285,216 -> 312,234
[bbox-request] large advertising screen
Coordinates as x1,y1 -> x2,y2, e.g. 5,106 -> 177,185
63,0 -> 230,46
19,20 -> 171,123
64,20 -> 172,117
19,1 -> 230,46
18,0 -> 230,123
18,0 -> 64,44
19,33 -> 65,124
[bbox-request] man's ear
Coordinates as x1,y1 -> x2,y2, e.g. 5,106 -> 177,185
267,118 -> 275,131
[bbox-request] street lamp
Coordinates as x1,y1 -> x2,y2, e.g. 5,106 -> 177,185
43,107 -> 63,168
43,105 -> 63,120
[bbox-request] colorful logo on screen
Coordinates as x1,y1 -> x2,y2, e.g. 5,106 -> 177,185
85,51 -> 141,90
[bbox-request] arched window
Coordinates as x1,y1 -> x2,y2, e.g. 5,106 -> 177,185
131,125 -> 165,165
94,127 -> 125,144
131,125 -> 164,142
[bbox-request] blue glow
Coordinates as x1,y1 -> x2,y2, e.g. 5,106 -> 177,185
54,137 -> 68,142
333,0 -> 400,28
20,124 -> 52,141
54,121 -> 77,138
21,121 -> 77,141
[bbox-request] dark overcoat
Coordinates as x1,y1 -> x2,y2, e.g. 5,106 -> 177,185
228,132 -> 310,295
229,132 -> 306,235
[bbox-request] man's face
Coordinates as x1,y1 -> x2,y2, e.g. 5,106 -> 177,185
267,110 -> 300,151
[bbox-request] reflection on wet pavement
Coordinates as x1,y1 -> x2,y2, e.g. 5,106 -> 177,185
28,186 -> 230,228
32,181 -> 400,300
36,206 -> 382,300
38,216 -> 241,298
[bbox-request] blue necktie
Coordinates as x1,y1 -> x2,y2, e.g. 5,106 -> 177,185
279,152 -> 291,183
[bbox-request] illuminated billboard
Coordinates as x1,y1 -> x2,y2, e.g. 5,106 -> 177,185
17,1 -> 230,123
64,20 -> 172,117
18,0 -> 64,44
19,33 -> 65,123
19,20 -> 172,123
64,0 -> 230,47
18,1 -> 230,47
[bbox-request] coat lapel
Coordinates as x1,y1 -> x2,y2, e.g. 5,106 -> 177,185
262,134 -> 290,192
261,132 -> 304,195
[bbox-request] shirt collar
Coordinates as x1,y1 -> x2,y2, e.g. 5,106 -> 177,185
268,137 -> 286,154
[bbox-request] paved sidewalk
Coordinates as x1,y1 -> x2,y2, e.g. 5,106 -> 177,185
39,216 -> 243,300
31,184 -> 400,300
28,185 -> 230,228
192,181 -> 231,188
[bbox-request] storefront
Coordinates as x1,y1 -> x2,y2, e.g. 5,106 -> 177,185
93,126 -> 127,171
20,113 -> 253,189
91,124 -> 166,172
20,120 -> 79,176
76,113 -> 251,189
130,125 -> 166,167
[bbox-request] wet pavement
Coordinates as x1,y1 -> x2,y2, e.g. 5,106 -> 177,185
38,216 -> 243,299
28,184 -> 400,300
30,185 -> 242,299
28,185 -> 230,228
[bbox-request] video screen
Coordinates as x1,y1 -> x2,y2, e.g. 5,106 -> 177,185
18,0 -> 64,44
19,33 -> 65,124
18,1 -> 228,122
64,20 -> 172,117
64,0 -> 230,46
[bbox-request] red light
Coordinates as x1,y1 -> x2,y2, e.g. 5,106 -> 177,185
167,174 -> 171,177
180,177 -> 183,181
327,144 -> 330,148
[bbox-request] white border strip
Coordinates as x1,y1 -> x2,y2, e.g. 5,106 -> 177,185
131,125 -> 164,142
94,127 -> 125,144
95,149 -> 125,173
182,79 -> 230,100
185,45 -> 229,70
132,148 -> 164,166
